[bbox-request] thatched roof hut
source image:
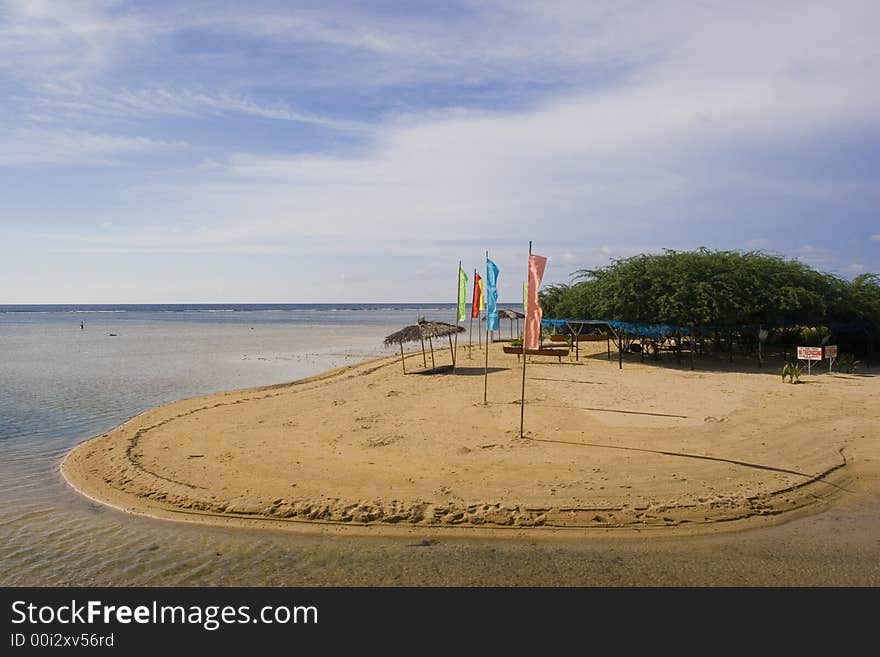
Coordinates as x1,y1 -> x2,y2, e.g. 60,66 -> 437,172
491,308 -> 524,339
417,319 -> 465,339
384,318 -> 465,373
383,324 -> 424,347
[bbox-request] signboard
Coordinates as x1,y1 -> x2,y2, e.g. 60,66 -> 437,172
824,345 -> 838,373
797,346 -> 823,361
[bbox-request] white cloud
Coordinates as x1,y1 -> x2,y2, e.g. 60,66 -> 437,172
39,54 -> 876,266
796,245 -> 836,266
122,51 -> 875,242
0,0 -> 155,81
0,128 -> 186,165
3,2 -> 879,299
6,2 -> 879,100
18,86 -> 369,132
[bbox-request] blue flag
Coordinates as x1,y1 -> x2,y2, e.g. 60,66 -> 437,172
486,258 -> 500,331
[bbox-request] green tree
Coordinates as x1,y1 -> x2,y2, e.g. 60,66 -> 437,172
539,249 -> 878,353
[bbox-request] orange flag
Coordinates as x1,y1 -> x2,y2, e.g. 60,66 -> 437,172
471,272 -> 484,319
523,254 -> 548,350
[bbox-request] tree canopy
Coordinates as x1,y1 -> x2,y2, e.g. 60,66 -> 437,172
540,249 -> 880,335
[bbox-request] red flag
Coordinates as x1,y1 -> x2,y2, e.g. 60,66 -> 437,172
471,272 -> 484,319
524,254 -> 548,350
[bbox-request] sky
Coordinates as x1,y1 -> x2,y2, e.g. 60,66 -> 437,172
1,0 -> 878,303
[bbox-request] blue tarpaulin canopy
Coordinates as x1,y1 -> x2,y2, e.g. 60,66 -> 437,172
541,318 -> 697,338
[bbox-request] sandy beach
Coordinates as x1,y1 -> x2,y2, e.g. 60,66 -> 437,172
61,342 -> 877,536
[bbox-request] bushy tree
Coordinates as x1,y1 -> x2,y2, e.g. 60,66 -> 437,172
540,249 -> 879,349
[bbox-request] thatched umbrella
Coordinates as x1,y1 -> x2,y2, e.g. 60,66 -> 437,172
384,324 -> 426,373
383,319 -> 465,373
498,308 -> 525,339
418,319 -> 465,368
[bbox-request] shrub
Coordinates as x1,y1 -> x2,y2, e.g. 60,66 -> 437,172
781,362 -> 801,384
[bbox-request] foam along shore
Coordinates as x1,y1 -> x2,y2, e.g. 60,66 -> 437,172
62,341 -> 876,535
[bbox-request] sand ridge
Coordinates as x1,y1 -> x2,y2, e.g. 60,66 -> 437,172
62,342 -> 876,535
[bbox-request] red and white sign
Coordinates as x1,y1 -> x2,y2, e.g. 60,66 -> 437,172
797,346 -> 823,361
824,345 -> 838,359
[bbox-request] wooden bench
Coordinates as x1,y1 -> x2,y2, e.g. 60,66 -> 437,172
502,346 -> 570,362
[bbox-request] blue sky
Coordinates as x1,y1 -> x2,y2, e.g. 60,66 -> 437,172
1,0 -> 878,303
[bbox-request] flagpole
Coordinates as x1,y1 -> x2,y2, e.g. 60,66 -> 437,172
483,251 -> 490,403
520,241 -> 531,439
477,269 -> 482,350
468,268 -> 475,358
453,259 -> 461,370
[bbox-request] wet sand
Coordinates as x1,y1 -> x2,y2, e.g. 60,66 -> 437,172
61,341 -> 877,538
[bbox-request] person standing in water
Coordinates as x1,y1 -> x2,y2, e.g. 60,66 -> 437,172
80,321 -> 84,330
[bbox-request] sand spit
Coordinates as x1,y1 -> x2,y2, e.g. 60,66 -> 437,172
62,343 -> 876,536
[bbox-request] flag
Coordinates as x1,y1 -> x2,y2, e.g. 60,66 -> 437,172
524,253 -> 548,350
457,266 -> 468,323
471,272 -> 484,319
486,258 -> 500,332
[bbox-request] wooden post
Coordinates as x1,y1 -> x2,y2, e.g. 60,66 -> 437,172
483,251 -> 490,403
570,321 -> 583,361
607,332 -> 611,360
420,336 -> 427,368
428,337 -> 435,369
468,267 -> 477,359
619,329 -> 624,370
521,241 -> 531,439
483,325 -> 490,401
454,260 -> 461,370
399,342 -> 406,374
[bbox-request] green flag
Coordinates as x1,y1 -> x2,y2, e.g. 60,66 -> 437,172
457,266 -> 468,322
